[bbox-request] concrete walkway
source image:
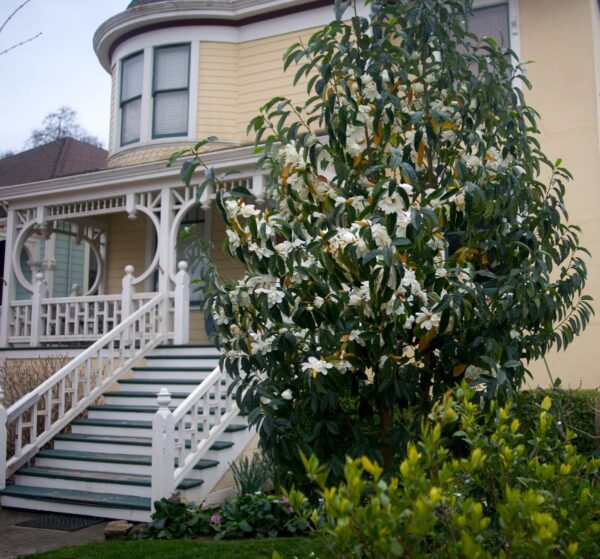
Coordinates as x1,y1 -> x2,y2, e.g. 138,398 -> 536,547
0,509 -> 107,559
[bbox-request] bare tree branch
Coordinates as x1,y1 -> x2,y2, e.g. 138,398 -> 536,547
0,31 -> 41,56
0,0 -> 41,56
0,0 -> 33,35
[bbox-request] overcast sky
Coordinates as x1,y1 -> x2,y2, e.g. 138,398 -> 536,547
0,0 -> 131,153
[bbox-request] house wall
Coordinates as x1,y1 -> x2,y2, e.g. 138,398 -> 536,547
520,0 -> 600,389
104,213 -> 149,294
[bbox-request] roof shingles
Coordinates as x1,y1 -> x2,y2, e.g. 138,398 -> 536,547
0,138 -> 108,188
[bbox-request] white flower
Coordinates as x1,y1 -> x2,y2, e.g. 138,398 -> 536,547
371,223 -> 392,247
255,287 -> 285,308
226,230 -> 241,250
248,242 -> 274,259
238,203 -> 259,218
274,240 -> 294,256
281,389 -> 293,401
279,142 -> 302,166
461,153 -> 481,171
301,356 -> 333,377
356,104 -> 373,126
435,267 -> 448,278
415,311 -> 441,331
378,192 -> 406,215
361,74 -> 379,101
454,192 -> 465,212
403,315 -> 415,329
381,69 -> 390,84
348,329 -> 366,346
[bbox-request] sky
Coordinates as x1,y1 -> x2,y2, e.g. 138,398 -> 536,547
0,0 -> 131,153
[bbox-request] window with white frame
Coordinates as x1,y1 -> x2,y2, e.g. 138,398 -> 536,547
120,51 -> 144,146
152,44 -> 190,138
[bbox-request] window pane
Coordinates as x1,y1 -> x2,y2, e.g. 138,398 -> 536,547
154,91 -> 188,136
121,53 -> 143,102
155,45 -> 189,90
469,4 -> 510,47
121,98 -> 141,144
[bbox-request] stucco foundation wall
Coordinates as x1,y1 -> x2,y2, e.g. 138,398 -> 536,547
520,0 -> 600,389
104,213 -> 149,294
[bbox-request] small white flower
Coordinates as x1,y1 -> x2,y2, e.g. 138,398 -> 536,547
435,267 -> 448,278
415,311 -> 441,331
301,356 -> 333,377
238,203 -> 259,218
281,389 -> 293,401
454,192 -> 465,212
226,229 -> 241,250
403,315 -> 415,329
371,223 -> 392,247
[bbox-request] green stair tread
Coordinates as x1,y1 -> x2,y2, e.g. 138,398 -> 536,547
120,378 -> 219,384
57,432 -> 243,448
17,466 -> 203,490
0,485 -> 151,510
132,366 -> 216,372
39,449 -> 223,468
146,355 -> 221,360
104,391 -> 192,398
156,344 -> 216,348
64,422 -> 247,435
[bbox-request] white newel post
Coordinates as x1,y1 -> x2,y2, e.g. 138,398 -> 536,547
121,266 -> 135,344
0,388 -> 6,490
30,272 -> 48,347
151,388 -> 175,510
173,261 -> 190,345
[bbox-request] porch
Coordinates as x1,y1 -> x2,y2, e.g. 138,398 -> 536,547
0,151 -> 264,349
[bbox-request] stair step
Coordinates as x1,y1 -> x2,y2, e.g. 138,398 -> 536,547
15,466 -> 203,490
36,449 -> 221,470
132,366 -> 216,372
59,423 -> 247,442
0,485 -> 150,511
146,355 -> 221,360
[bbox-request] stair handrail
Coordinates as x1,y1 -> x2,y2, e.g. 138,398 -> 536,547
1,292 -> 167,486
151,364 -> 239,507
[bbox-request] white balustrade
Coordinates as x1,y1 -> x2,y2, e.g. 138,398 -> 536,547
151,366 -> 237,509
2,293 -> 166,481
5,264 -> 183,346
0,388 -> 6,490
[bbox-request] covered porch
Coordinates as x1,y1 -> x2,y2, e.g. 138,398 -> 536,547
0,149 -> 264,349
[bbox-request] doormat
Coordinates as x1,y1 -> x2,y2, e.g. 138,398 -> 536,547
16,513 -> 105,532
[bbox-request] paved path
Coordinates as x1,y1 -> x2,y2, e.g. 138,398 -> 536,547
0,509 -> 107,558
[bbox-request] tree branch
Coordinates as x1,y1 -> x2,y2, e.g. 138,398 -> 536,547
0,31 -> 41,56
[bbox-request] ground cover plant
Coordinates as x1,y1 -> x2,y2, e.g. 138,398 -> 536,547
288,385 -> 600,558
173,0 -> 592,488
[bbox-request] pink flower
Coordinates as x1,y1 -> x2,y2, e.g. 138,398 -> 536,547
210,513 -> 222,525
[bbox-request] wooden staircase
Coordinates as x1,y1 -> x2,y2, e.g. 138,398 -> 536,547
0,345 -> 254,521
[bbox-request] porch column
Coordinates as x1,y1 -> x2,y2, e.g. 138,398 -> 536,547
158,187 -> 173,339
0,209 -> 16,346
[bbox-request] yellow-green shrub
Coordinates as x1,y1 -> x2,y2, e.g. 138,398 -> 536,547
288,386 -> 599,558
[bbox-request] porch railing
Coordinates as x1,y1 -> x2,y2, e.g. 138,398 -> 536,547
151,367 -> 239,508
4,264 -> 189,347
0,292 -> 167,486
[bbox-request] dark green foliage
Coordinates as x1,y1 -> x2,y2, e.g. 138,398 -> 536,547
140,492 -> 309,542
514,386 -> 599,456
171,0 -> 592,491
214,493 -> 310,540
140,494 -> 212,540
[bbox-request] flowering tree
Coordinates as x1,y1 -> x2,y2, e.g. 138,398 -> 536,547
177,0 -> 591,479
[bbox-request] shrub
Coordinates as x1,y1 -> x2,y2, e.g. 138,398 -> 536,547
172,0 -> 591,489
0,356 -> 69,458
514,385 -> 599,456
288,385 -> 599,558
